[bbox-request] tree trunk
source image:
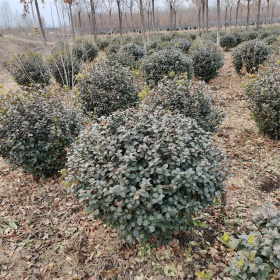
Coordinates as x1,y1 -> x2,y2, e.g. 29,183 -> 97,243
241,8 -> 243,26
229,5 -> 232,31
125,12 -> 128,34
78,11 -> 82,33
30,0 -> 37,27
139,0 -> 147,50
152,0 -> 156,35
100,13 -> 103,34
174,9 -> 177,31
116,0 -> 123,39
225,6 -> 228,30
246,0 -> 250,31
109,10 -> 112,31
206,0 -> 209,34
256,0 -> 261,29
198,6 -> 201,36
90,0 -> 97,43
34,0 -> 46,43
271,2 -> 275,27
147,11 -> 151,41
235,0 -> 240,29
217,0 -> 221,47
266,0 -> 270,29
88,13 -> 93,34
68,4 -> 75,42
202,0 -> 205,33
130,6 -> 134,36
169,4 -> 173,32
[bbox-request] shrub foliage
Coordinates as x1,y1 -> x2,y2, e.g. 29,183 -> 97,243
0,90 -> 84,177
232,40 -> 271,74
189,39 -> 224,82
227,204 -> 280,280
8,51 -> 51,87
220,34 -> 237,51
244,57 -> 280,139
77,60 -> 139,116
141,48 -> 193,87
73,38 -> 99,62
142,74 -> 224,132
65,106 -> 229,243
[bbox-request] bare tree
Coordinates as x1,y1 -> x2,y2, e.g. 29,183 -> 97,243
103,0 -> 114,33
63,0 -> 76,41
116,0 -> 123,39
125,0 -> 135,35
90,0 -> 98,42
217,0 -> 221,46
256,0 -> 261,29
138,0 -> 147,50
235,0 -> 241,29
246,0 -> 250,30
266,0 -> 269,29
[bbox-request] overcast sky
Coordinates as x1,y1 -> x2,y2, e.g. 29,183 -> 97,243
1,0 -> 59,27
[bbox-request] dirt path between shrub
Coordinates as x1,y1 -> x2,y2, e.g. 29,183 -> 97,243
0,52 -> 279,280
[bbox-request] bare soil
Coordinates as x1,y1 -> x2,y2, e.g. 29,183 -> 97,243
0,47 -> 279,280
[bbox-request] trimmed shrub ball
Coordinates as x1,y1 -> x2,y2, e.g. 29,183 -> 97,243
189,39 -> 224,82
76,60 -> 139,116
232,40 -> 271,74
220,33 -> 237,51
73,38 -> 99,62
0,89 -> 85,178
141,74 -> 224,132
141,48 -> 193,87
8,51 -> 50,88
244,56 -> 280,139
64,106 -> 229,243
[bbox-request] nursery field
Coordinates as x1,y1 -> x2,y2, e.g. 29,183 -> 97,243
0,28 -> 280,280
0,51 -> 279,279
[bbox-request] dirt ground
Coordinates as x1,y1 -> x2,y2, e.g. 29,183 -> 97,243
0,44 -> 280,280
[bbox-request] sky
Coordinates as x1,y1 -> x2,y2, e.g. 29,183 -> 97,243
1,0 -> 58,27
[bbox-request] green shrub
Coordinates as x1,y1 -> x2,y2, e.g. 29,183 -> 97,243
142,74 -> 224,132
121,43 -> 145,61
64,106 -> 229,243
264,34 -> 278,46
97,38 -> 110,51
73,38 -> 99,62
0,90 -> 85,178
226,204 -> 280,280
77,60 -> 139,116
189,39 -> 224,82
244,56 -> 280,139
8,51 -> 50,87
141,48 -> 193,87
232,40 -> 271,74
257,31 -> 273,40
232,31 -> 243,45
174,38 -> 192,53
47,41 -> 81,88
105,43 -> 121,56
107,51 -> 136,68
132,36 -> 143,45
188,33 -> 197,40
220,33 -> 237,51
242,30 -> 260,41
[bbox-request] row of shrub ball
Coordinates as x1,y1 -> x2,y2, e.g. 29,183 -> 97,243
1,28 -> 279,245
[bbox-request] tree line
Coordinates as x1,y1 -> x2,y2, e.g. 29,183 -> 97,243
0,0 -> 279,46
